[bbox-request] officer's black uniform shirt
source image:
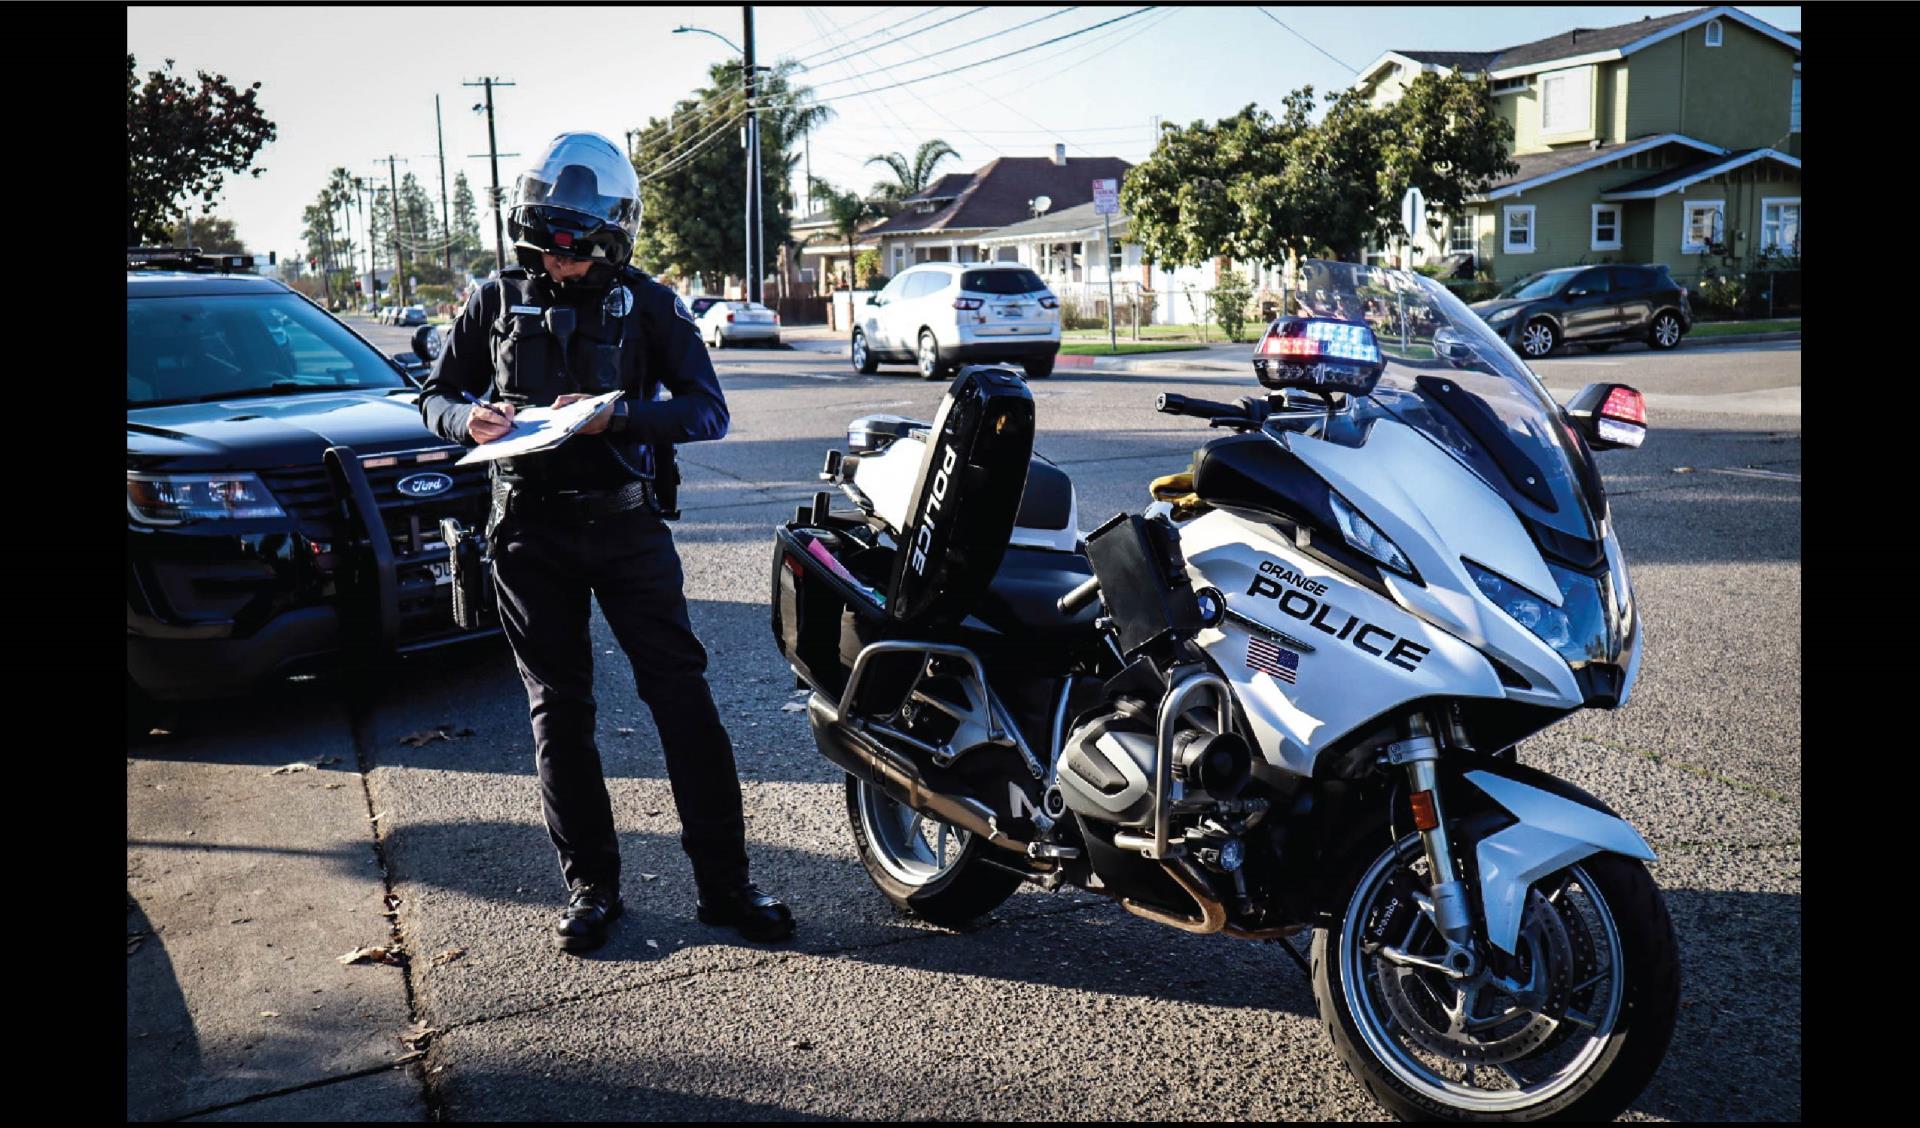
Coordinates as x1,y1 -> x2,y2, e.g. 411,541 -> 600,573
417,268 -> 729,491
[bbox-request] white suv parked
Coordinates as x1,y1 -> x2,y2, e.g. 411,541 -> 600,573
851,262 -> 1061,380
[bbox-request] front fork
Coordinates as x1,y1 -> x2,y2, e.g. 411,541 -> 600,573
1384,713 -> 1481,979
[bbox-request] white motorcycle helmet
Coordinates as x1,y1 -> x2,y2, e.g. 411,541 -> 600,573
507,131 -> 641,282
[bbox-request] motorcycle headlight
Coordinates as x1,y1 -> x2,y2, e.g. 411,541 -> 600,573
1329,491 -> 1413,576
1464,559 -> 1610,667
128,472 -> 287,525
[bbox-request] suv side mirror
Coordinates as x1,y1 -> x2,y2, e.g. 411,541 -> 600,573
866,295 -> 882,307
412,325 -> 444,363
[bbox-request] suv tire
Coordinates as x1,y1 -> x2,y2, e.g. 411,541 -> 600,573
1519,317 -> 1559,359
851,330 -> 879,374
917,330 -> 949,382
1023,355 -> 1055,379
1649,311 -> 1684,350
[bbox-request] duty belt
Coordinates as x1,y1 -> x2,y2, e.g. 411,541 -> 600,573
494,478 -> 656,522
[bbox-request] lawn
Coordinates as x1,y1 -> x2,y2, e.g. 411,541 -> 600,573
1061,323 -> 1252,344
1690,318 -> 1801,337
1058,341 -> 1211,357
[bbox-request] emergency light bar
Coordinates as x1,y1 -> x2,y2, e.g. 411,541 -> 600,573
1252,316 -> 1386,395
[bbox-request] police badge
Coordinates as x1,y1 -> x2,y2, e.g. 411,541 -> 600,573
603,284 -> 634,321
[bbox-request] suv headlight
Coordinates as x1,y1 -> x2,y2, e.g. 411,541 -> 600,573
1328,491 -> 1413,575
1464,559 -> 1610,667
128,472 -> 287,525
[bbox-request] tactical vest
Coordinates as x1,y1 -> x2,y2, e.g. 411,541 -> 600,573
485,266 -> 680,513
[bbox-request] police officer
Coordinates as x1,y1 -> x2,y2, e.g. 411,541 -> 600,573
419,131 -> 793,952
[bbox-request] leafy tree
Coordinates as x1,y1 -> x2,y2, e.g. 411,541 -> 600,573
1212,269 -> 1253,342
865,139 -> 962,203
853,249 -> 886,289
633,59 -> 830,289
168,213 -> 244,254
1122,73 -> 1514,267
128,55 -> 277,243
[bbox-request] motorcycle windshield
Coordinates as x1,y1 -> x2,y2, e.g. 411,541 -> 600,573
1289,260 -> 1603,543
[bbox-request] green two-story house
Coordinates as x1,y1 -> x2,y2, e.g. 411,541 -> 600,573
1354,5 -> 1801,286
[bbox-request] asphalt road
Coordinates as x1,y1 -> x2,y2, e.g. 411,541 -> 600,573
129,329 -> 1801,1121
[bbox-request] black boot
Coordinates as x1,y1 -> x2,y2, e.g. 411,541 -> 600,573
553,884 -> 623,952
696,881 -> 795,942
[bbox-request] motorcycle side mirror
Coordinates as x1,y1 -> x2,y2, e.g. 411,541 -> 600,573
411,325 -> 444,363
1566,383 -> 1648,450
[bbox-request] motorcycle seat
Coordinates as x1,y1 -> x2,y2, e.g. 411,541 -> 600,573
974,546 -> 1099,637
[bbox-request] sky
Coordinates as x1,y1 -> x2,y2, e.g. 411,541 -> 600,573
128,4 -> 1802,264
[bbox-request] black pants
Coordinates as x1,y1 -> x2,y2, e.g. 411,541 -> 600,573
489,498 -> 749,894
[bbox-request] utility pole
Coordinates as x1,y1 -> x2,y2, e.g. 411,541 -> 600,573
435,95 -> 453,282
743,6 -> 761,304
465,77 -> 517,275
386,155 -> 409,307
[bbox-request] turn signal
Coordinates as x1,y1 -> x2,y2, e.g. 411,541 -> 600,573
1410,789 -> 1439,831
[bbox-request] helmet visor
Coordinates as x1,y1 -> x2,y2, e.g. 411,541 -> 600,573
515,169 -> 639,231
512,207 -> 629,261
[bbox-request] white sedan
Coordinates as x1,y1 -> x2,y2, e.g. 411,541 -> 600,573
696,300 -> 781,349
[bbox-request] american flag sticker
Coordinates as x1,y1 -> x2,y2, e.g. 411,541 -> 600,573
1246,635 -> 1300,684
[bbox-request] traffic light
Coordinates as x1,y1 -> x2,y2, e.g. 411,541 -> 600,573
308,257 -> 317,273
354,279 -> 363,293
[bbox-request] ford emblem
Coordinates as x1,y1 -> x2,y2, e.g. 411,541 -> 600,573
396,472 -> 453,498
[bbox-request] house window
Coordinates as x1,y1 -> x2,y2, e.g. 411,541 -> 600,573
892,245 -> 907,275
1705,19 -> 1723,46
1492,77 -> 1528,95
1449,214 -> 1475,255
1761,198 -> 1801,254
1682,200 -> 1724,253
1591,205 -> 1622,251
1503,206 -> 1536,254
1107,239 -> 1123,275
1790,76 -> 1801,133
1539,67 -> 1591,135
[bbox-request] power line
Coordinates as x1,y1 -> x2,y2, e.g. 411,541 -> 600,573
802,7 -> 1085,94
787,6 -> 990,74
778,4 -> 913,66
773,8 -> 1157,109
805,6 -> 986,182
1256,7 -> 1357,75
638,110 -> 749,181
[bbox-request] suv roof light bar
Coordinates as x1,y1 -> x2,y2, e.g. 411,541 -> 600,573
127,247 -> 278,273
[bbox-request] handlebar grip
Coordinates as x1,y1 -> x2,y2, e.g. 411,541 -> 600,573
1156,392 -> 1242,419
1058,575 -> 1101,617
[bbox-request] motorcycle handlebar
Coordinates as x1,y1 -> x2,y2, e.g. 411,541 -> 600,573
1156,392 -> 1244,420
1057,575 -> 1101,617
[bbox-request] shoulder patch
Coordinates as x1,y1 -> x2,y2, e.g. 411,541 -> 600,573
672,296 -> 697,325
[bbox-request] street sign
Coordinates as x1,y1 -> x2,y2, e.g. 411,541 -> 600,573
1400,187 -> 1426,238
1093,178 -> 1119,216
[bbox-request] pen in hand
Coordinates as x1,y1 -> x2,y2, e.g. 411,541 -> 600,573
461,390 -> 512,421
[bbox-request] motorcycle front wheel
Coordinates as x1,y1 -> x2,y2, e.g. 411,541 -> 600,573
843,775 -> 1022,929
1312,831 -> 1679,1121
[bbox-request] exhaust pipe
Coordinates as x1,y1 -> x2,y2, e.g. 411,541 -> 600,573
808,695 -> 1031,855
1122,857 -> 1227,934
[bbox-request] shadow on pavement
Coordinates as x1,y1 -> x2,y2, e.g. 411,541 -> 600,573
128,891 -> 203,1121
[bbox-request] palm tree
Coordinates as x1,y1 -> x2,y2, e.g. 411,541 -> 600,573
811,177 -> 875,289
865,139 -> 963,204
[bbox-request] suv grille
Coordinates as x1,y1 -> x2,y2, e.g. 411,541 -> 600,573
261,453 -> 489,555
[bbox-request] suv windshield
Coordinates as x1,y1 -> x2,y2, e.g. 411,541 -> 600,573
1283,260 -> 1602,541
1498,271 -> 1575,300
129,291 -> 408,406
961,269 -> 1045,295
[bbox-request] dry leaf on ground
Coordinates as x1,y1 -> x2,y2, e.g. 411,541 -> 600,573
399,1022 -> 439,1050
338,945 -> 405,966
260,1011 -> 281,1018
268,762 -> 314,775
398,725 -> 455,748
431,947 -> 466,967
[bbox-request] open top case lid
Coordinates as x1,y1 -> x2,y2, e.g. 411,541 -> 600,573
885,366 -> 1035,625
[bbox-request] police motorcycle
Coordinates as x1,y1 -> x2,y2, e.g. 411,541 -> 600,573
768,259 -> 1676,1121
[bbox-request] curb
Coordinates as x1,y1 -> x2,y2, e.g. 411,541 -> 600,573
1681,330 -> 1800,347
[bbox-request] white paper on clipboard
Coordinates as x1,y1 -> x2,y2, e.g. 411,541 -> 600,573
455,391 -> 624,465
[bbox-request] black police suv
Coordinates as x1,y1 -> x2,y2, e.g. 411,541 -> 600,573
127,249 -> 497,733
1471,263 -> 1692,359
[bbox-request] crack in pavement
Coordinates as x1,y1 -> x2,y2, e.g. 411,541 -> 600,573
415,896 -> 1111,1042
348,699 -> 443,1122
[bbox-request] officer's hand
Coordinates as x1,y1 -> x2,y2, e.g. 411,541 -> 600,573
467,400 -> 516,443
555,393 -> 618,435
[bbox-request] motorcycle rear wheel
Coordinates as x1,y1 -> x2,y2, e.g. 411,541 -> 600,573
844,775 -> 1022,929
1312,831 -> 1679,1121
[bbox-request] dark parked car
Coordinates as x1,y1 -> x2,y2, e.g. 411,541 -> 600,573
1471,264 -> 1691,359
127,249 -> 497,735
